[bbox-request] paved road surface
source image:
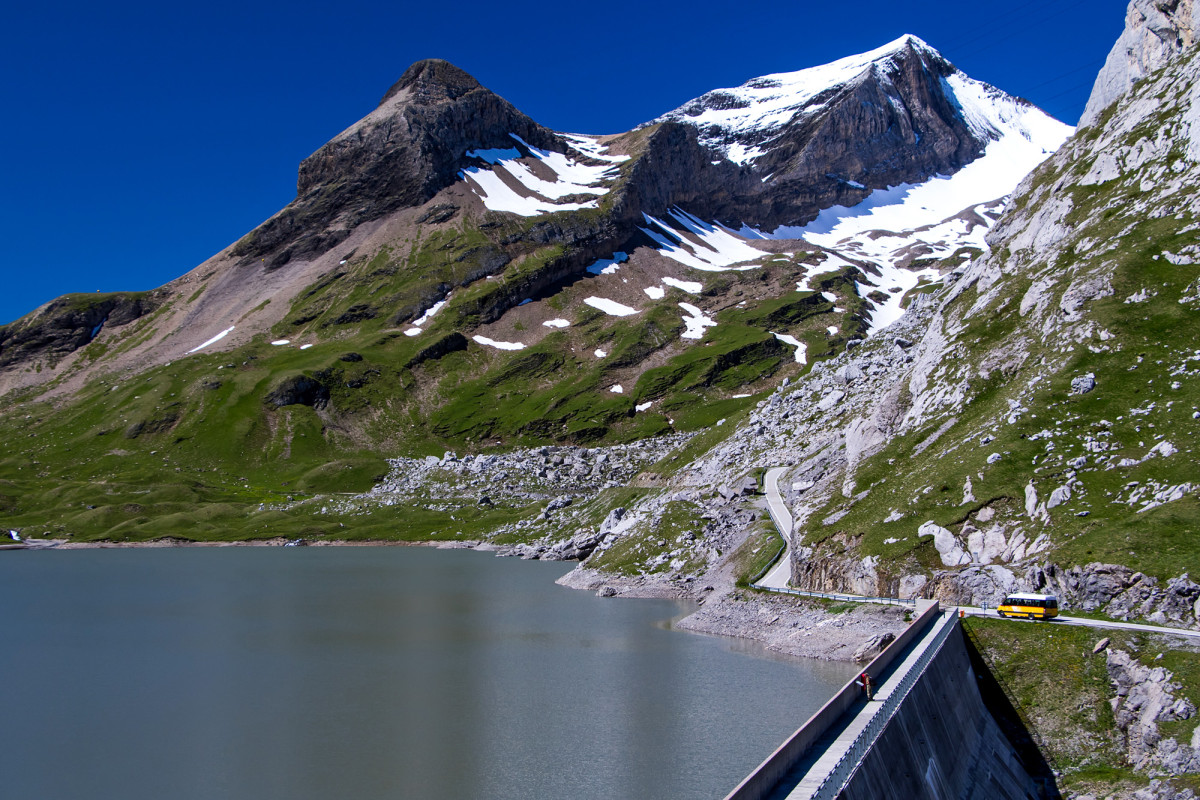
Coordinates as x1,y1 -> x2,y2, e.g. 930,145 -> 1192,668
961,606 -> 1200,639
758,467 -> 793,589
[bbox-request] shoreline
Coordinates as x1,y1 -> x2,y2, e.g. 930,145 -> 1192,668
6,537 -> 488,550
10,535 -> 905,662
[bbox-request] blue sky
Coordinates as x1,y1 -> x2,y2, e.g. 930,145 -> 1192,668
0,0 -> 1129,325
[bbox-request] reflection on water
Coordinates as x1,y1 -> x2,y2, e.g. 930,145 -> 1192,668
0,547 -> 855,800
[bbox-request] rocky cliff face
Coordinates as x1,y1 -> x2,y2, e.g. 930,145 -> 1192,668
1106,647 -> 1200,777
1081,0 -> 1199,126
0,291 -> 164,370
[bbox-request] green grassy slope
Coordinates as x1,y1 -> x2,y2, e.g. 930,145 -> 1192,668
797,46 -> 1200,586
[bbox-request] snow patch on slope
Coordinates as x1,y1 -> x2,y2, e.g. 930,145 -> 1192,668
561,133 -> 632,164
585,297 -> 639,317
773,333 -> 808,364
187,326 -> 234,354
662,277 -> 703,294
640,209 -> 766,271
680,303 -> 717,339
473,335 -> 526,351
586,252 -> 628,275
795,253 -> 853,293
460,134 -> 625,217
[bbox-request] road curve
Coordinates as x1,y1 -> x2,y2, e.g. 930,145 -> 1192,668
757,467 -> 793,589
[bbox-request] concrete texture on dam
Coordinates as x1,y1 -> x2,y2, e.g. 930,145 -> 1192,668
727,602 -> 1055,799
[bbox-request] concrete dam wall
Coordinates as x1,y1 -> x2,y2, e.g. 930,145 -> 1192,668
728,605 -> 1055,799
839,622 -> 1044,800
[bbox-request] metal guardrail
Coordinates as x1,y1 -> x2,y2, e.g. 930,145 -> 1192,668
750,583 -> 917,607
810,611 -> 959,800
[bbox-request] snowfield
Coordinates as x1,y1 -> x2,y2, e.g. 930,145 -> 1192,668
412,298 -> 448,327
650,32 -> 1072,335
794,253 -> 854,293
680,302 -> 717,339
772,332 -> 808,364
731,68 -> 1073,335
586,252 -> 628,275
662,277 -> 703,294
561,133 -> 632,164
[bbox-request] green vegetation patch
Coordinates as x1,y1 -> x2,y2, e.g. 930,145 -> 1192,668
586,497 -> 707,577
730,520 -> 785,586
965,616 -> 1200,797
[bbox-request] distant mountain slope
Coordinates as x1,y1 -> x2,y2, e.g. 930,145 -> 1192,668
0,37 -> 1069,543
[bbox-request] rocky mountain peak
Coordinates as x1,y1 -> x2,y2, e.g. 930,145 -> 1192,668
649,34 -> 1050,233
656,34 -> 955,164
378,58 -> 484,106
232,61 -> 558,269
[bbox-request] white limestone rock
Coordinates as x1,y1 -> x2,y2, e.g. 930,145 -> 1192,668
1025,482 -> 1040,518
1047,484 -> 1073,509
967,524 -> 1009,565
918,520 -> 969,566
899,574 -> 929,600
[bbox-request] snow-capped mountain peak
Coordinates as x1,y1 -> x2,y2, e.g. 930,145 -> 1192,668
657,34 -> 942,164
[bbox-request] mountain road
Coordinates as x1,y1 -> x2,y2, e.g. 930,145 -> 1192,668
756,465 -> 1200,640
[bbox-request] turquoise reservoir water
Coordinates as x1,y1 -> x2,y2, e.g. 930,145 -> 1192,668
0,546 -> 853,799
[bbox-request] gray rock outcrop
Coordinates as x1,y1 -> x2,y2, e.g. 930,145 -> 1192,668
0,291 -> 164,369
852,631 -> 896,663
234,59 -> 563,268
265,375 -> 331,409
1108,648 -> 1200,773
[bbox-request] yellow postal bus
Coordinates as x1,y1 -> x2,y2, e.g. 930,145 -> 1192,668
998,593 -> 1059,621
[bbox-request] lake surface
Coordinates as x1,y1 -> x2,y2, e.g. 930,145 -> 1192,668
0,547 -> 854,799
